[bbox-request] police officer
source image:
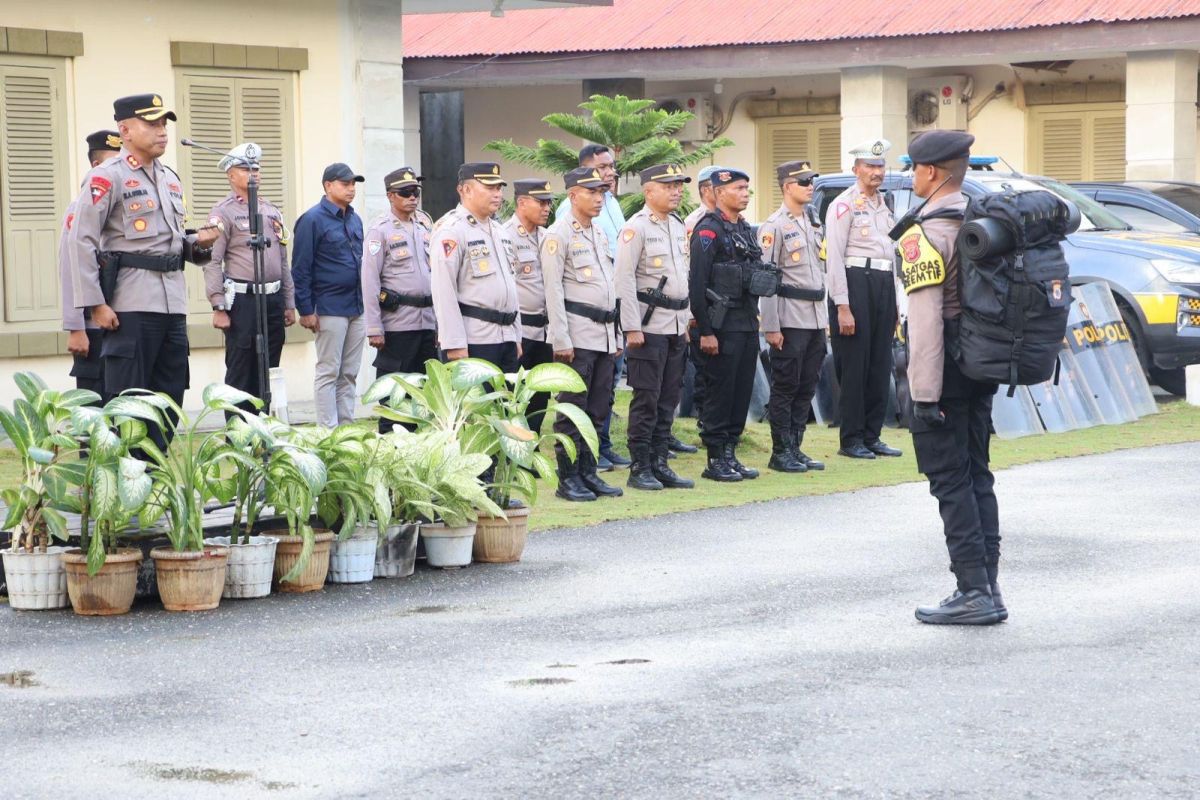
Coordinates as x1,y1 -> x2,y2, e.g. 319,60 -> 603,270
430,162 -> 521,372
68,94 -> 218,446
825,139 -> 903,460
679,165 -> 727,439
689,168 -> 764,482
901,131 -> 1002,626
683,165 -> 724,236
616,163 -> 694,491
362,167 -> 437,430
759,160 -> 827,473
205,142 -> 296,409
60,130 -> 122,395
542,166 -> 623,502
503,179 -> 554,433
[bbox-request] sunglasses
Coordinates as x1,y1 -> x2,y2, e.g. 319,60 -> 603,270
791,178 -> 814,188
392,187 -> 421,198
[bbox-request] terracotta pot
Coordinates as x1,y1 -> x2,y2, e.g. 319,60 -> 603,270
61,548 -> 142,616
375,522 -> 420,578
1,546 -> 69,610
420,522 -> 476,568
151,546 -> 229,612
262,529 -> 334,593
472,506 -> 531,563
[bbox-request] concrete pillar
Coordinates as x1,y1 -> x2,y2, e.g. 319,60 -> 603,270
1126,50 -> 1198,180
839,66 -> 909,170
347,0 -> 407,221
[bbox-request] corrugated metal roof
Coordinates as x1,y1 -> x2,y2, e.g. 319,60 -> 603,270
402,0 -> 1200,58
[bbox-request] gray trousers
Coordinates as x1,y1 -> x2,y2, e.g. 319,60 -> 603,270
313,314 -> 366,427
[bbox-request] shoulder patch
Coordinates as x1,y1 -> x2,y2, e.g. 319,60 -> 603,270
760,232 -> 774,249
697,228 -> 717,251
835,202 -> 849,219
621,228 -> 636,243
546,239 -> 559,255
442,240 -> 457,258
897,224 -> 945,295
89,175 -> 111,205
368,239 -> 382,256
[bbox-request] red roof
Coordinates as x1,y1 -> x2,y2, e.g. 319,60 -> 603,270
403,0 -> 1200,58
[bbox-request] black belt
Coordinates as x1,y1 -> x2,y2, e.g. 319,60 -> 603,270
459,302 -> 518,326
636,290 -> 689,311
564,300 -> 618,323
776,284 -> 825,302
522,311 -> 549,328
392,293 -> 433,308
102,251 -> 184,272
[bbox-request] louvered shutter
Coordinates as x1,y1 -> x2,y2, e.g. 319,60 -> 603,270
1038,116 -> 1085,181
764,127 -> 809,213
815,124 -> 842,174
755,117 -> 840,220
0,63 -> 70,322
239,82 -> 290,212
1031,105 -> 1126,182
1091,112 -> 1126,181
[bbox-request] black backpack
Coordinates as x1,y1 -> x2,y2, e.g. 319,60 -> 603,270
952,188 -> 1078,389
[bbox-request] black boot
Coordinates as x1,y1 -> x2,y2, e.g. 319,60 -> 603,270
626,445 -> 664,491
791,429 -> 824,471
579,450 -> 623,497
652,444 -> 694,489
768,428 -> 806,473
701,444 -> 742,482
915,566 -> 1000,625
724,442 -> 759,479
555,452 -> 596,502
987,559 -> 1007,622
668,435 -> 698,454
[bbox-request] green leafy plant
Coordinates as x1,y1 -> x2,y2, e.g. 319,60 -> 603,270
259,424 -> 328,580
287,425 -> 383,540
390,429 -> 503,528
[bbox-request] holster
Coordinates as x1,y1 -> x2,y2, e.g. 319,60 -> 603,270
704,288 -> 729,330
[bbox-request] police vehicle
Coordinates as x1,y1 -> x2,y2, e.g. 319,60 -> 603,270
813,158 -> 1200,395
1069,180 -> 1200,235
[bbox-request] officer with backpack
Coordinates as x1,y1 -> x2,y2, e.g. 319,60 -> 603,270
896,130 -> 1003,626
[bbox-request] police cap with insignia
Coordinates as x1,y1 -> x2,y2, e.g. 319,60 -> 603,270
322,162 -> 365,183
639,163 -> 692,185
384,167 -> 423,190
697,165 -> 727,186
848,138 -> 891,166
710,167 -> 750,187
458,162 -> 506,186
776,160 -> 818,184
564,166 -> 607,190
219,142 -> 262,172
113,93 -> 177,123
86,129 -> 122,153
514,179 -> 554,198
907,130 -> 975,166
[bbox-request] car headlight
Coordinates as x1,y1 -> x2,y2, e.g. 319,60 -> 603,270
1150,259 -> 1200,285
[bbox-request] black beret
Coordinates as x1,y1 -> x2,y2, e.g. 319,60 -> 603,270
639,163 -> 691,185
113,93 -> 176,123
458,162 -> 506,185
908,130 -> 975,166
563,166 -> 606,190
384,167 -> 423,190
86,129 -> 121,153
514,179 -> 554,198
776,160 -> 818,183
710,168 -> 750,187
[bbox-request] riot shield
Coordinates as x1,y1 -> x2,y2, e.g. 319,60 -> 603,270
1027,374 -> 1081,433
1065,295 -> 1138,424
1043,346 -> 1104,429
1076,282 -> 1158,418
991,385 -> 1044,439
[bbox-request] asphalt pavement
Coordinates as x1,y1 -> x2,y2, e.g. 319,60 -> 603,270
2,443 -> 1198,799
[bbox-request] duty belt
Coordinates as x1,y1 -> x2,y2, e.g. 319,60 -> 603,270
227,278 -> 282,295
564,300 -> 619,324
459,302 -> 518,326
101,251 -> 184,272
635,290 -> 689,311
845,256 -> 893,271
387,292 -> 433,308
775,283 -> 825,302
521,311 -> 549,328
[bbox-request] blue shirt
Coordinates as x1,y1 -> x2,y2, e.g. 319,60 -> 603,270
291,196 -> 365,317
555,191 -> 625,258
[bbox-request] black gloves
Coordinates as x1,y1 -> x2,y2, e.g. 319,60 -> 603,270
913,401 -> 945,427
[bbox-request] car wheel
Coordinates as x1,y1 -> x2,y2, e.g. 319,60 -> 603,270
1150,366 -> 1187,397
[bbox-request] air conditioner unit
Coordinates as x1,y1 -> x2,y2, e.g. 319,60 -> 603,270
907,76 -> 969,133
655,93 -> 714,142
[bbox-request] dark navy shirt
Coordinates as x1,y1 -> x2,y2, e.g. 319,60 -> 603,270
292,196 -> 365,317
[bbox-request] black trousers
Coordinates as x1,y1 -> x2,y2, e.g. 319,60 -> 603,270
100,311 -> 189,450
768,327 -> 826,443
70,329 -> 105,397
375,329 -> 438,433
696,329 -> 759,447
686,328 -> 707,421
520,338 -> 554,434
224,292 -> 285,407
553,348 -> 615,461
829,267 -> 896,448
625,332 -> 687,451
459,341 -> 520,374
911,355 -> 1000,571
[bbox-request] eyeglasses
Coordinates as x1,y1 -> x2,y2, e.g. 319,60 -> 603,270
792,178 -> 814,188
393,187 -> 421,198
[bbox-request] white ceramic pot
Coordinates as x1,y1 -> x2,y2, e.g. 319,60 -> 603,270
420,522 -> 477,568
328,525 -> 379,583
374,522 -> 420,578
1,546 -> 69,610
205,535 -> 278,599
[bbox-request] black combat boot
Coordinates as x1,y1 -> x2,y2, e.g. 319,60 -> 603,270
723,441 -> 759,479
626,445 -> 664,491
555,452 -> 596,502
791,428 -> 824,471
987,558 -> 1007,622
915,565 -> 1001,626
668,435 -> 698,454
768,428 -> 807,473
579,450 -> 623,498
652,444 -> 694,489
701,444 -> 742,482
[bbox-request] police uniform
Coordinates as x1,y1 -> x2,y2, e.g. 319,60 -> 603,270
681,165 -> 726,427
616,164 -> 693,491
542,166 -> 622,500
68,94 -> 211,445
362,167 -> 437,402
204,143 -> 295,408
689,167 -> 763,482
429,162 -> 521,372
504,179 -> 554,432
825,138 -> 903,459
759,160 -> 828,473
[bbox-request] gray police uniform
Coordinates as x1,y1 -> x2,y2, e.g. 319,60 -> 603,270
362,208 -> 437,374
59,199 -> 103,393
503,211 -> 554,431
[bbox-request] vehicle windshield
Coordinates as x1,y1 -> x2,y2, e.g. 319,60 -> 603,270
1146,184 -> 1200,218
974,176 -> 1131,232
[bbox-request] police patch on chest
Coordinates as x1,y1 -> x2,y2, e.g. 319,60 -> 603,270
897,224 -> 945,295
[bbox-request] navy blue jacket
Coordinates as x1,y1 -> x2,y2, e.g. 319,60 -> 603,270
292,196 -> 365,317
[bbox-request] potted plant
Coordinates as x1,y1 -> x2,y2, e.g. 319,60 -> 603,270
259,426 -> 330,593
373,432 -> 446,579
305,425 -> 383,584
0,373 -> 97,610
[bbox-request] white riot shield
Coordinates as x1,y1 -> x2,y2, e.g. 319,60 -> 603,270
1027,374 -> 1081,433
1066,295 -> 1138,424
1048,346 -> 1104,428
991,385 -> 1044,439
1076,282 -> 1158,418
